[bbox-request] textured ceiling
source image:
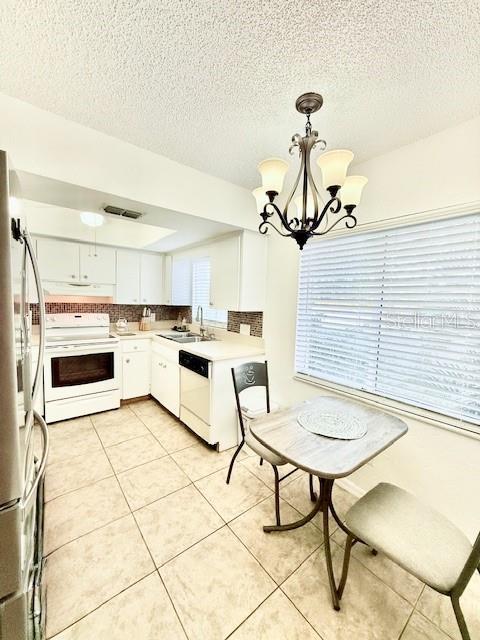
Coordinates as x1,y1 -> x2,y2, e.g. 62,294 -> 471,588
0,1 -> 479,189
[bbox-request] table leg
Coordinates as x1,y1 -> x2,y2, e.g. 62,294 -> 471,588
263,481 -> 323,533
263,475 -> 352,611
320,478 -> 340,610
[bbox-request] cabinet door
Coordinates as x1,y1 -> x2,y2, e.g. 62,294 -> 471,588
122,352 -> 150,399
151,353 -> 179,417
162,359 -> 180,417
140,253 -> 164,304
171,257 -> 192,306
210,236 -> 240,311
36,238 -> 79,283
79,245 -> 116,284
238,231 -> 267,311
150,352 -> 162,400
116,250 -> 141,304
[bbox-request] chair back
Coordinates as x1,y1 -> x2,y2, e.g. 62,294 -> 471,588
231,361 -> 270,439
453,531 -> 480,597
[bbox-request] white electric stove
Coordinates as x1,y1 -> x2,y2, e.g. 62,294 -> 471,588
44,313 -> 120,422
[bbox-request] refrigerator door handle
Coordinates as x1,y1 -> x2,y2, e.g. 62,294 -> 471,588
21,234 -> 33,421
24,230 -> 45,406
23,410 -> 49,508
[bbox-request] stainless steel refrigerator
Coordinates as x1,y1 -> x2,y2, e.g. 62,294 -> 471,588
0,150 -> 48,639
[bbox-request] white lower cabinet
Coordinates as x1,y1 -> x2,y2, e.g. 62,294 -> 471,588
151,347 -> 180,417
121,340 -> 151,399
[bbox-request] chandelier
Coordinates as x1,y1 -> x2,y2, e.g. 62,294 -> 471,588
254,92 -> 368,250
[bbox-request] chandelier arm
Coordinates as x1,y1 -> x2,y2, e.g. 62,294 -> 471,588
307,197 -> 337,233
262,201 -> 282,219
312,212 -> 357,236
263,201 -> 298,234
259,219 -> 293,238
329,197 -> 342,214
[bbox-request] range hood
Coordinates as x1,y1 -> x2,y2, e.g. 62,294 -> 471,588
42,281 -> 115,301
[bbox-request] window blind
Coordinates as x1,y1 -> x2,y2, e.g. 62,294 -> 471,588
295,213 -> 480,426
192,257 -> 228,326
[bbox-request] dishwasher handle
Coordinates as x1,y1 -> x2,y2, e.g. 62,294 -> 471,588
179,350 -> 210,378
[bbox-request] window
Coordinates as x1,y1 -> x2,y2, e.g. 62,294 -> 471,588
295,213 -> 480,426
191,257 -> 228,326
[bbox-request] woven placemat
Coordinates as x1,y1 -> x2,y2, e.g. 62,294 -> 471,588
297,409 -> 367,440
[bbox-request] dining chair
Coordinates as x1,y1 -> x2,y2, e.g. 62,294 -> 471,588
226,361 -> 316,525
338,483 -> 480,640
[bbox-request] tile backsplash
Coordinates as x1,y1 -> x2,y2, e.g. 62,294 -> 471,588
30,303 -> 192,325
30,303 -> 263,337
227,311 -> 263,337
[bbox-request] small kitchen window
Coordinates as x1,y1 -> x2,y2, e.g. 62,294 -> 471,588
192,257 -> 228,327
295,212 -> 480,429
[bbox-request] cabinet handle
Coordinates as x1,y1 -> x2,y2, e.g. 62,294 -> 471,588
133,346 -> 138,350
133,298 -> 137,302
143,298 -> 146,302
71,275 -> 76,279
83,275 -> 88,279
125,358 -> 130,364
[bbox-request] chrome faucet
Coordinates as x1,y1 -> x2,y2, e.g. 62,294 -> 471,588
196,305 -> 206,338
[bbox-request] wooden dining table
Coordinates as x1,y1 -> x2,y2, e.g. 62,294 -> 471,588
249,395 -> 408,610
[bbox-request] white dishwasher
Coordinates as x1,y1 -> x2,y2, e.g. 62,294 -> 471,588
179,350 -> 212,442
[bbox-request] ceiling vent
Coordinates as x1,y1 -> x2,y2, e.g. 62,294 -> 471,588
103,205 -> 143,220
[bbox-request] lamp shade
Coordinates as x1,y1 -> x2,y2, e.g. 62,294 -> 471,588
257,158 -> 289,194
316,149 -> 354,189
340,175 -> 368,206
80,211 -> 105,227
252,187 -> 269,213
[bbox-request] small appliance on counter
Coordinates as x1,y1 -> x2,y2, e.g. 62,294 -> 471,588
171,316 -> 190,332
115,317 -> 128,333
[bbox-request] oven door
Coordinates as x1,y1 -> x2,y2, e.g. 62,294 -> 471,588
44,343 -> 120,402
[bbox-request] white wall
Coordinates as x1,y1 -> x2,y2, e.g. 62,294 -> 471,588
264,115 -> 480,539
0,93 -> 257,230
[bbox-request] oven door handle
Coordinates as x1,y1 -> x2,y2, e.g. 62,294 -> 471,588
23,410 -> 49,508
46,342 -> 119,353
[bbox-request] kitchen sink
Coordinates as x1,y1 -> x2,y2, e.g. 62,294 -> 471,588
157,332 -> 215,344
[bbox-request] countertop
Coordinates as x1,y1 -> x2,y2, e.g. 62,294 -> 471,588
112,330 -> 265,362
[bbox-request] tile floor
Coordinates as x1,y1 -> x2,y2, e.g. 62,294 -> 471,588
43,399 -> 480,640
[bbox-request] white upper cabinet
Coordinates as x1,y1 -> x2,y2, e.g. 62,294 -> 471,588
171,257 -> 192,305
79,245 -> 116,284
164,231 -> 267,312
210,231 -> 267,311
36,238 -> 80,283
210,235 -> 240,311
116,250 -> 140,304
140,253 -> 164,305
237,230 -> 267,311
36,238 -> 116,285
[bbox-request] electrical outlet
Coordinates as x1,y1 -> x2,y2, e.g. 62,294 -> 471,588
239,323 -> 251,336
